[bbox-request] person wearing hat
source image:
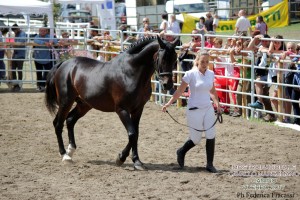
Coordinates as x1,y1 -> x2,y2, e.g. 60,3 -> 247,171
11,24 -> 26,91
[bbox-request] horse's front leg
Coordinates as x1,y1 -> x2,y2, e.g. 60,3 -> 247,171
116,109 -> 144,170
130,108 -> 144,170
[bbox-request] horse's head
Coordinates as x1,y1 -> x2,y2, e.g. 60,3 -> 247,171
156,36 -> 179,91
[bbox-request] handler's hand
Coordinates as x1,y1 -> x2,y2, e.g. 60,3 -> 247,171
162,104 -> 168,113
216,105 -> 222,114
215,103 -> 222,114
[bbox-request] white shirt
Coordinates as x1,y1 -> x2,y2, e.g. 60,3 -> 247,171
235,16 -> 251,32
168,20 -> 181,34
160,19 -> 168,31
182,68 -> 214,109
213,18 -> 219,30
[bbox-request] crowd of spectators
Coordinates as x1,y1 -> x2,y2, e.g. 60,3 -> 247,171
0,11 -> 299,125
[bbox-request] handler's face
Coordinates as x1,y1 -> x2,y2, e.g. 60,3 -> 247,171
197,55 -> 209,70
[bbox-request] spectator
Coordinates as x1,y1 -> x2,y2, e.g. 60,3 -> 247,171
204,12 -> 214,32
209,37 -> 230,114
275,41 -> 297,123
205,31 -> 216,48
180,29 -> 206,71
162,51 -> 221,173
116,25 -> 136,47
11,24 -> 26,92
268,35 -> 287,120
235,10 -> 252,36
212,14 -> 219,33
142,24 -> 152,38
0,28 -> 9,80
195,16 -> 206,35
255,15 -> 267,35
168,14 -> 181,34
228,41 -> 250,117
93,30 -> 115,61
160,30 -> 176,43
57,31 -> 75,61
33,27 -> 57,92
159,13 -> 168,33
248,34 -> 276,122
87,25 -> 101,58
136,17 -> 153,40
292,63 -> 300,125
234,37 -> 260,117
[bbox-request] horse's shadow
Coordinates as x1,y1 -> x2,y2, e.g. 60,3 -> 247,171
87,160 -> 230,174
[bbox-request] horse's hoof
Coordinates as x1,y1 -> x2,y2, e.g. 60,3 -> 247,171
116,153 -> 125,166
133,160 -> 145,171
66,144 -> 76,158
62,154 -> 73,163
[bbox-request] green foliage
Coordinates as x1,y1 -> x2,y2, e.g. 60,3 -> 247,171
52,3 -> 62,25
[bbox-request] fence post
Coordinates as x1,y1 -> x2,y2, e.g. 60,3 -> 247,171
242,58 -> 247,118
6,47 -> 13,80
176,58 -> 182,107
277,60 -> 284,122
150,74 -> 155,102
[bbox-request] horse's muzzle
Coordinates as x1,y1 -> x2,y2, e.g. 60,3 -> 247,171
160,75 -> 173,91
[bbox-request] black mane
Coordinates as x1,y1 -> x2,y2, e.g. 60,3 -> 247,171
125,36 -> 157,54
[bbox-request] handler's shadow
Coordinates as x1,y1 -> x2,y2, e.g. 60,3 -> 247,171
87,160 -> 230,174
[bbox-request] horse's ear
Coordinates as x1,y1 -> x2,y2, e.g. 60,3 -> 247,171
171,36 -> 180,48
157,36 -> 166,49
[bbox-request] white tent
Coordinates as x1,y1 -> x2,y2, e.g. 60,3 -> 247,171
0,0 -> 54,38
55,0 -> 102,3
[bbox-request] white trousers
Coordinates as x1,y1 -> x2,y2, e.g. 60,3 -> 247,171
186,105 -> 216,145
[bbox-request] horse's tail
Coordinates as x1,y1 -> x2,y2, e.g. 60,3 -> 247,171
45,62 -> 63,115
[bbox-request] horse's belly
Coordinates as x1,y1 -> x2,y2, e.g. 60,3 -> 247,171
89,97 -> 116,112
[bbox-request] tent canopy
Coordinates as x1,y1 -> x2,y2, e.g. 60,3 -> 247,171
55,0 -> 104,3
0,0 -> 54,38
0,0 -> 53,15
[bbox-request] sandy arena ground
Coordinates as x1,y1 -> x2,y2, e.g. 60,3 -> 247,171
0,91 -> 299,200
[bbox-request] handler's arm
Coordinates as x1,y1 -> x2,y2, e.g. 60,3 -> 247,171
162,80 -> 188,112
210,84 -> 221,113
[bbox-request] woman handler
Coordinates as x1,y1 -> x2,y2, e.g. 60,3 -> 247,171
162,51 -> 221,173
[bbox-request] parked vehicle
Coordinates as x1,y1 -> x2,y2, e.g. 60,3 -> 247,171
165,0 -> 209,22
261,0 -> 282,11
60,9 -> 92,23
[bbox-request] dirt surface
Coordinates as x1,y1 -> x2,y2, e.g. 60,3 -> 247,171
0,91 -> 299,200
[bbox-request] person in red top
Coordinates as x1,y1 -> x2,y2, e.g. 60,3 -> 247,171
205,31 -> 216,48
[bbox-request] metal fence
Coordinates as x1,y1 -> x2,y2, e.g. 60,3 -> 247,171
0,26 -> 299,123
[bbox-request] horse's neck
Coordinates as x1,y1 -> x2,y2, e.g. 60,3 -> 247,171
120,43 -> 158,84
134,43 -> 159,65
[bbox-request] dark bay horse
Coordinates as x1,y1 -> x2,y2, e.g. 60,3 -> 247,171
45,36 -> 178,170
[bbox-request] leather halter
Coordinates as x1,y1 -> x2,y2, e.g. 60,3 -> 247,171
153,48 -> 173,77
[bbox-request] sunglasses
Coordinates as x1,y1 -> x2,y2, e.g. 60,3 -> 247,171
143,20 -> 148,23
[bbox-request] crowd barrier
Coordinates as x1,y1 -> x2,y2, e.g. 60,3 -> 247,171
0,26 -> 299,123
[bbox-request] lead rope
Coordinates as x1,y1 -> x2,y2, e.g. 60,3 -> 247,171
165,110 -> 223,132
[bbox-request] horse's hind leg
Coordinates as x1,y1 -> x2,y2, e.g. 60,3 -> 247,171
53,101 -> 75,162
65,101 -> 91,158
